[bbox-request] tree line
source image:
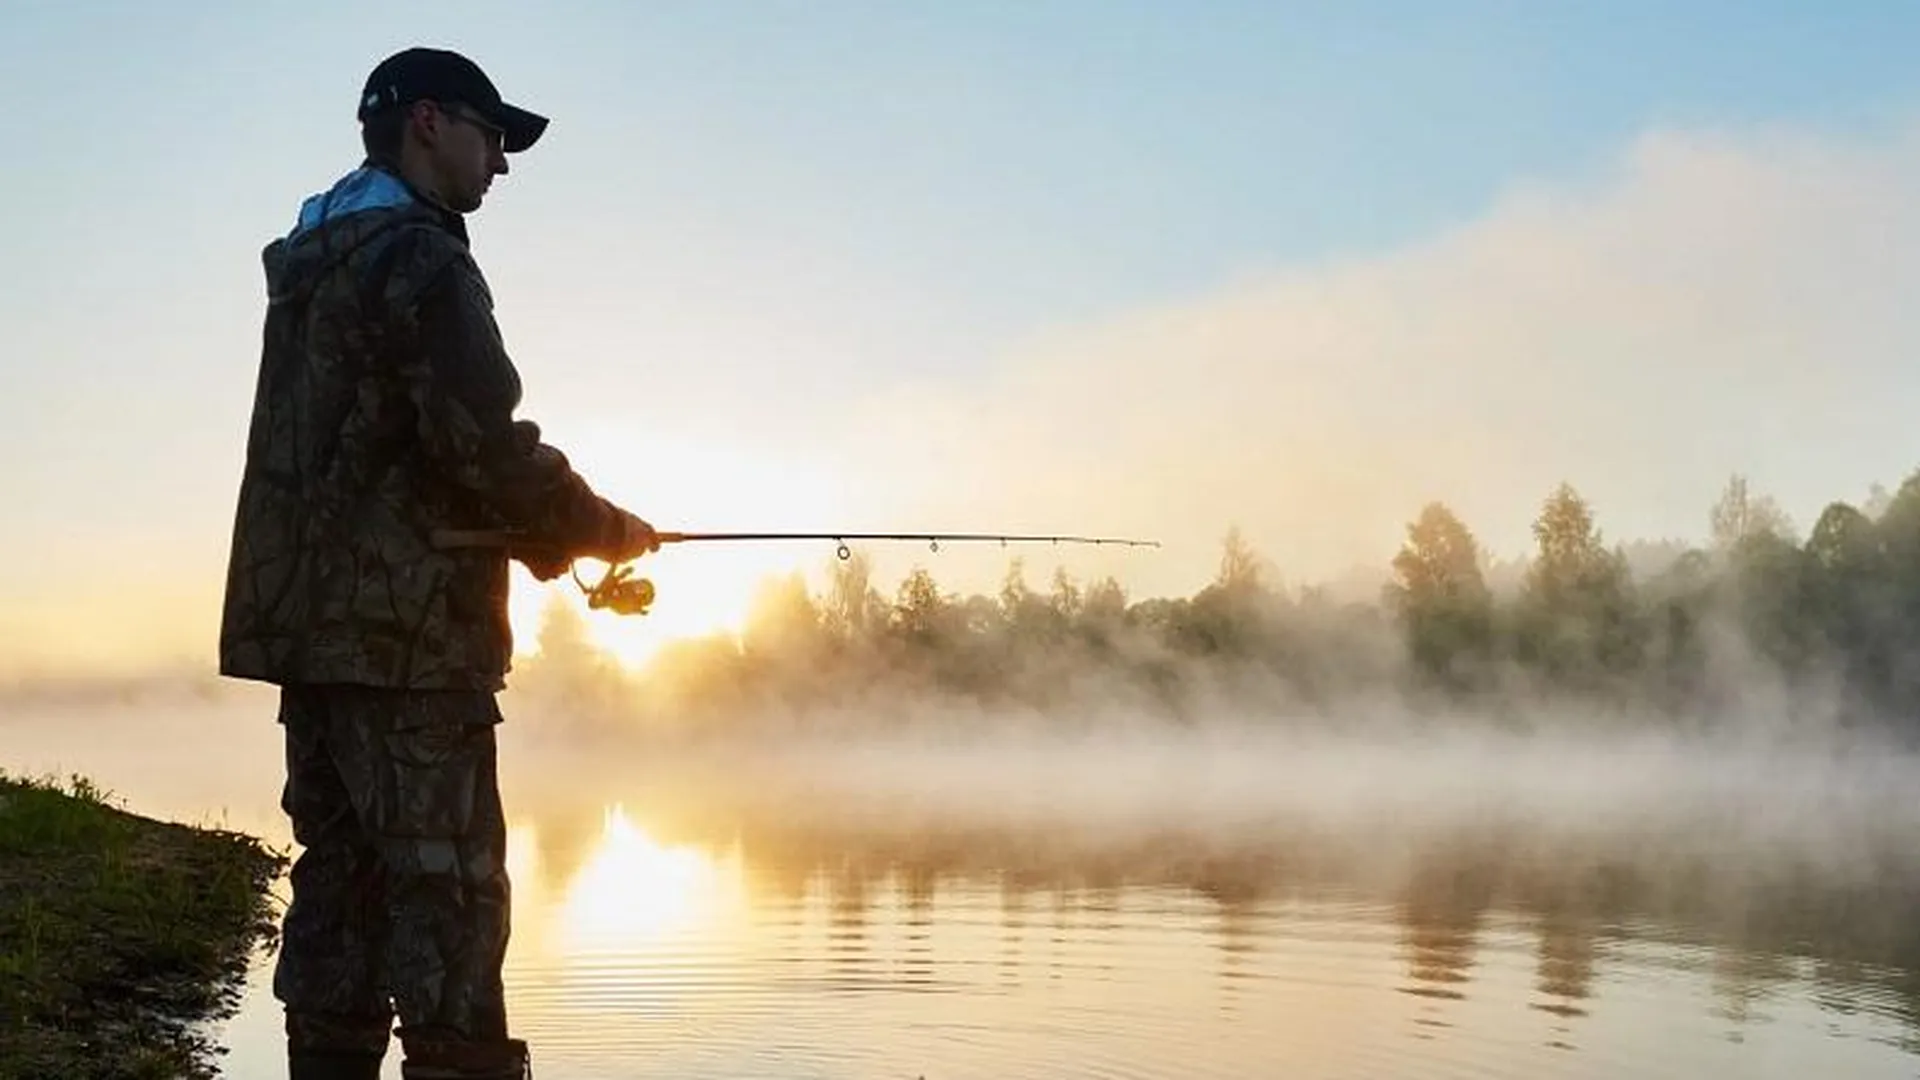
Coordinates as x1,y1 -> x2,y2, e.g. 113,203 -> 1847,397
518,470 -> 1920,735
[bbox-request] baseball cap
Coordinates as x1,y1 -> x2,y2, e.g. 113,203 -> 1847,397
357,47 -> 548,153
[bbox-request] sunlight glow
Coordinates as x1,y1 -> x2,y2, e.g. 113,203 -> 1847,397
507,425 -> 860,671
557,804 -> 743,951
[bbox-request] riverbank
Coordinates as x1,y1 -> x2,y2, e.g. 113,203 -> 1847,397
0,771 -> 285,1079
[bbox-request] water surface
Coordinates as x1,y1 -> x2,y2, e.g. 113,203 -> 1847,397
8,686 -> 1920,1079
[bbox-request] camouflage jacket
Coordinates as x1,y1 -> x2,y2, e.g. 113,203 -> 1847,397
219,165 -> 620,691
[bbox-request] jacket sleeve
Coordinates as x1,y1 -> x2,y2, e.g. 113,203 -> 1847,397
380,224 -> 621,561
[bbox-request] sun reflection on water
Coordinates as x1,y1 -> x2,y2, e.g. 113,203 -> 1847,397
553,804 -> 746,953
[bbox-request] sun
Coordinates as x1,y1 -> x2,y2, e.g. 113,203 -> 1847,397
509,547 -> 822,672
503,425 -> 857,672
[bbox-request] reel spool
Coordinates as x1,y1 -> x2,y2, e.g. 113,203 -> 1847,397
576,561 -> 657,616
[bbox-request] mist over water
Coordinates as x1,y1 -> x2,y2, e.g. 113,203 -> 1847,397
434,697 -> 1920,1078
11,671 -> 1920,1077
11,669 -> 1920,915
500,692 -> 1920,932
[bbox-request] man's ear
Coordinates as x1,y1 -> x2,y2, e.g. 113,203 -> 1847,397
407,99 -> 442,148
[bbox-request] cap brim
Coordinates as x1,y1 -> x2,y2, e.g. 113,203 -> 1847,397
490,101 -> 548,153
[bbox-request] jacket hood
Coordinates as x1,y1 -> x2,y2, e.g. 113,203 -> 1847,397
290,166 -> 416,240
263,165 -> 449,303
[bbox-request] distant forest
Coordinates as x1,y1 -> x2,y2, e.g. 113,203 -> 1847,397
516,471 -> 1920,735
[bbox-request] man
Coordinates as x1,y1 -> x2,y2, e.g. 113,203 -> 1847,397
218,47 -> 657,1080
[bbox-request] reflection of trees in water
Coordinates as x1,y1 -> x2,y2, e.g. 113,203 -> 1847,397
1763,880 -> 1920,1055
899,858 -> 936,986
1509,867 -> 1604,1051
1528,901 -> 1600,1051
827,859 -> 870,949
1396,858 -> 1492,1020
899,859 -> 938,913
999,870 -> 1028,988
1812,955 -> 1870,1020
750,844 -> 819,908
1083,881 -> 1121,930
1625,866 -> 1920,1049
1880,969 -> 1920,1055
1532,910 -> 1597,1017
1211,896 -> 1262,1011
1048,884 -> 1074,983
516,793 -> 1920,1051
525,803 -> 609,894
1192,858 -> 1270,1007
1710,947 -> 1795,1039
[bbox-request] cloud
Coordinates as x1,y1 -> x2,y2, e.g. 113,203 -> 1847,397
837,121 -> 1920,597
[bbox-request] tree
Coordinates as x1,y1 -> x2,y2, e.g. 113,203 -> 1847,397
1385,501 -> 1493,685
1806,502 -> 1875,573
521,593 -> 626,700
999,557 -> 1033,618
1724,529 -> 1809,674
1637,547 -> 1714,705
1389,503 -> 1489,607
957,594 -> 1002,637
1049,566 -> 1083,622
1875,470 -> 1920,557
1528,483 -> 1609,601
1185,527 -> 1278,658
1215,525 -> 1265,595
1710,473 -> 1794,551
1082,576 -> 1128,626
1804,501 -> 1891,705
891,566 -> 949,644
1867,470 -> 1920,713
742,571 -> 822,659
999,557 -> 1055,642
1864,482 -> 1894,520
1516,483 -> 1643,687
821,549 -> 887,646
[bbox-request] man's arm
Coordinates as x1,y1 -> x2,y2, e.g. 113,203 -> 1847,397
381,225 -> 650,570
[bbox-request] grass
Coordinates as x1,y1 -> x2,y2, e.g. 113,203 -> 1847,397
0,770 -> 286,1079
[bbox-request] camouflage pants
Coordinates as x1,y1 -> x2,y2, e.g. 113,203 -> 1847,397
273,683 -> 515,1063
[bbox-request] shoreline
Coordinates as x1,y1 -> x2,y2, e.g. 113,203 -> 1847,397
0,771 -> 286,1080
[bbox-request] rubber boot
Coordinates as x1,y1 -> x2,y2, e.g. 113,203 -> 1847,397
289,1049 -> 385,1080
399,1037 -> 532,1080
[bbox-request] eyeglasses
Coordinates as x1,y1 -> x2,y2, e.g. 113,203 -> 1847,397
435,101 -> 505,152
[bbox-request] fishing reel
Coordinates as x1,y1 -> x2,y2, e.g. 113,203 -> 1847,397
574,560 -> 656,616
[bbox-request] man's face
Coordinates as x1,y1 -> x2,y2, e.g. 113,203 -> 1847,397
418,101 -> 509,213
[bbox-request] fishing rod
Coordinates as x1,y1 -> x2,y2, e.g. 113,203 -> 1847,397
430,527 -> 1160,616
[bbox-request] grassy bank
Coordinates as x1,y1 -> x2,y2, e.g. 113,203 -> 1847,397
0,771 -> 285,1080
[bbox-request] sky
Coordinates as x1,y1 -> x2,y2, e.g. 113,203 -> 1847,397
6,1 -> 1920,677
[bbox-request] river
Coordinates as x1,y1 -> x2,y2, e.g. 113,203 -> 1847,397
8,682 -> 1920,1079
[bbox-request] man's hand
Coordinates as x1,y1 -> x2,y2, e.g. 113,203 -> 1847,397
606,508 -> 662,562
